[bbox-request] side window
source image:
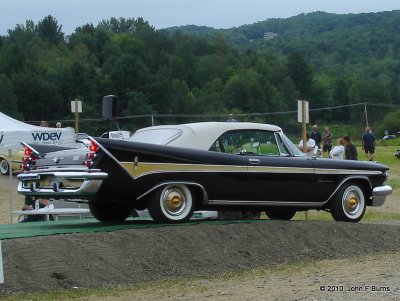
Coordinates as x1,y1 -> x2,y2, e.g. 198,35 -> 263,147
257,132 -> 280,156
210,130 -> 281,156
210,140 -> 223,152
275,133 -> 290,156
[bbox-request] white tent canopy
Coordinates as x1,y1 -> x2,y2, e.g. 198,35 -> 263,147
0,112 -> 76,153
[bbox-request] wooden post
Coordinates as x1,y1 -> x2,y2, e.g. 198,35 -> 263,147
74,99 -> 79,134
302,100 -> 309,221
8,149 -> 13,224
302,100 -> 307,154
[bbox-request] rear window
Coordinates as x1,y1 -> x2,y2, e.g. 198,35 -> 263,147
129,128 -> 183,145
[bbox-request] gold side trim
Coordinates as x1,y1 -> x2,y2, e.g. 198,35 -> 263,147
120,162 -> 315,179
315,168 -> 381,175
121,162 -> 248,179
119,162 -> 381,179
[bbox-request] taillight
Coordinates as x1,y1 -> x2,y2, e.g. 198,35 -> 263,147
24,148 -> 33,156
21,145 -> 39,171
89,139 -> 99,152
84,139 -> 99,168
86,152 -> 96,160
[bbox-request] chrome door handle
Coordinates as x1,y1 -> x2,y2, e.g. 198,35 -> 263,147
249,158 -> 260,165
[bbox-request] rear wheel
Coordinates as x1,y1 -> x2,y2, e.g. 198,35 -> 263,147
89,201 -> 132,222
0,159 -> 10,175
147,184 -> 194,223
330,183 -> 366,222
265,209 -> 296,220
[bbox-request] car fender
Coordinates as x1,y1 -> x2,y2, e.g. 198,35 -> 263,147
325,175 -> 372,206
137,181 -> 209,204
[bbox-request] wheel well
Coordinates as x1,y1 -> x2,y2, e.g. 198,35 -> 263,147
187,185 -> 205,210
139,182 -> 206,209
340,179 -> 372,206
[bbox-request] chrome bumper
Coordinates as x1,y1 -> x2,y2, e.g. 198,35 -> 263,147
371,185 -> 393,206
17,169 -> 108,197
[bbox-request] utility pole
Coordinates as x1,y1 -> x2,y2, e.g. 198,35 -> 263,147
74,99 -> 79,134
71,99 -> 82,134
364,103 -> 369,128
298,99 -> 309,221
302,100 -> 307,153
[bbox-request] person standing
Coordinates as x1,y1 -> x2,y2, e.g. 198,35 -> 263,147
227,114 -> 238,123
362,127 -> 375,161
310,125 -> 322,149
343,136 -> 358,160
56,122 -> 62,128
322,127 -> 332,156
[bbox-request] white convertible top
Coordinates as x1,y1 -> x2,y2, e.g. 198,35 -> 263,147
130,122 -> 282,150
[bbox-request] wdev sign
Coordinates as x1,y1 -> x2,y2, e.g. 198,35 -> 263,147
31,131 -> 62,145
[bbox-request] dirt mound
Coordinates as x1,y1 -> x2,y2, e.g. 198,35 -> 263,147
1,221 -> 400,296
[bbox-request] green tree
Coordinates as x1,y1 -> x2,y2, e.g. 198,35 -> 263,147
36,15 -> 64,45
287,51 -> 313,99
0,74 -> 22,119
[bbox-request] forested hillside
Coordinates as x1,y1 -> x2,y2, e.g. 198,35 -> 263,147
0,12 -> 399,136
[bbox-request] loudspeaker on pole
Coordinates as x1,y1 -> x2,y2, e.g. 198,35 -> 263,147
102,95 -> 118,118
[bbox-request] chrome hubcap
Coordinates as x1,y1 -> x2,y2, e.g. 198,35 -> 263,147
162,187 -> 187,216
342,186 -> 364,218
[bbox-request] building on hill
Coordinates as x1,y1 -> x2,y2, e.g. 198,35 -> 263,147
264,32 -> 278,40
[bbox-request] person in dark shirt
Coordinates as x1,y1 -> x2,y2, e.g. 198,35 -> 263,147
343,136 -> 358,160
362,127 -> 375,161
310,125 -> 322,149
226,114 -> 238,123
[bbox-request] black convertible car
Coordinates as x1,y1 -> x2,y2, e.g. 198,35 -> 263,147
17,122 -> 392,223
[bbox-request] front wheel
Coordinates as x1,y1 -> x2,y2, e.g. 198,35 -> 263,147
330,183 -> 366,222
89,201 -> 132,222
147,184 -> 194,223
0,159 -> 10,175
265,209 -> 296,220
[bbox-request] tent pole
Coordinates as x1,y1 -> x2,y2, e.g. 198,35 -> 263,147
8,149 -> 13,224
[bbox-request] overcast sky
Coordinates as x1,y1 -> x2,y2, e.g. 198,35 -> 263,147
1,0 -> 399,35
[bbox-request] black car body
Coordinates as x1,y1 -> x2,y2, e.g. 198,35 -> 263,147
17,122 -> 392,223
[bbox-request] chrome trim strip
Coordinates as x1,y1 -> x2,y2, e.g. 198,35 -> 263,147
17,170 -> 106,180
120,161 -> 383,179
137,181 -> 209,202
207,200 -> 325,208
315,168 -> 381,175
121,162 -> 315,179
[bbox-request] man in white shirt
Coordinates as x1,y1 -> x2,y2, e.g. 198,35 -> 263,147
298,133 -> 316,156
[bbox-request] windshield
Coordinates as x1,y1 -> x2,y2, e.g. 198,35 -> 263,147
280,132 -> 306,156
129,128 -> 183,145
